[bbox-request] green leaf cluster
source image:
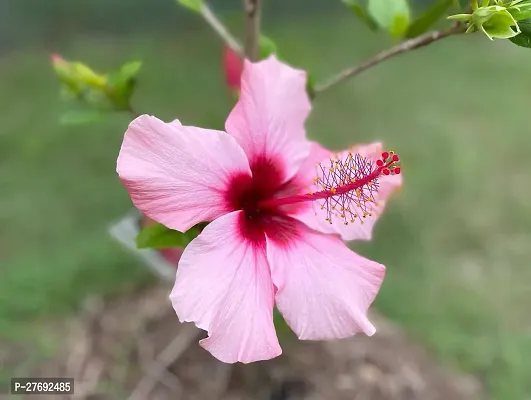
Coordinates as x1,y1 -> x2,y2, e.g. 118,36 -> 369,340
343,0 -> 455,38
51,55 -> 142,125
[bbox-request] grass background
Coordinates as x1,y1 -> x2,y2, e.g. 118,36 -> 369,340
1,9 -> 531,400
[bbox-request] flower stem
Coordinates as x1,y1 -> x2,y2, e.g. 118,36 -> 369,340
314,23 -> 466,95
201,3 -> 244,56
243,0 -> 262,61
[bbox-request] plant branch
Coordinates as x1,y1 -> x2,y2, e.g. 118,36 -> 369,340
201,3 -> 243,56
243,0 -> 262,61
314,23 -> 466,94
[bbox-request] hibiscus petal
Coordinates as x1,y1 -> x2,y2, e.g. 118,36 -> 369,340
225,55 -> 311,182
117,115 -> 251,232
292,142 -> 402,241
267,223 -> 385,340
171,211 -> 281,363
292,141 -> 332,184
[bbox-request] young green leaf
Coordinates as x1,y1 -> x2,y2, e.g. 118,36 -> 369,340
259,35 -> 278,59
109,61 -> 143,109
406,0 -> 454,38
136,223 -> 201,249
509,18 -> 531,46
117,61 -> 142,82
368,0 -> 411,37
343,0 -> 379,31
176,0 -> 203,13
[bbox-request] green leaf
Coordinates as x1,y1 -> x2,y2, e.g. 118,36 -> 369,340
109,60 -> 143,109
306,73 -> 316,100
259,35 -> 278,59
406,0 -> 454,38
343,0 -> 379,30
273,307 -> 293,339
136,223 -> 201,249
510,18 -> 531,46
456,0 -> 470,10
176,0 -> 203,13
509,3 -> 531,20
368,0 -> 411,37
59,109 -> 108,125
117,61 -> 142,82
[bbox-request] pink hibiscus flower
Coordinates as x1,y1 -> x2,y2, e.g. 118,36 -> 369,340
117,55 -> 402,364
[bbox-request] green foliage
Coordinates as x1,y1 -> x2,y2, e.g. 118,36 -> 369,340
456,0 -> 470,9
342,0 -> 379,30
273,308 -> 293,339
259,35 -> 278,58
51,56 -> 142,122
306,73 -> 316,100
176,0 -> 203,13
510,17 -> 531,46
508,0 -> 531,20
406,0 -> 454,38
368,0 -> 411,37
449,4 -> 521,39
108,61 -> 142,109
136,222 -> 202,249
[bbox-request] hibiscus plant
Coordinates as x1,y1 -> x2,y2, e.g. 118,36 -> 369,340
51,0 -> 531,364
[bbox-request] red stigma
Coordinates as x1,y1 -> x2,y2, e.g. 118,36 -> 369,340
382,151 -> 389,160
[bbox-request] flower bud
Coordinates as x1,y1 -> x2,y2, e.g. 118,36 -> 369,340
449,5 -> 520,40
50,53 -> 107,92
472,5 -> 520,39
223,46 -> 243,96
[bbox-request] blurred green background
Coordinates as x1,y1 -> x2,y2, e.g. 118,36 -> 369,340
1,0 -> 530,399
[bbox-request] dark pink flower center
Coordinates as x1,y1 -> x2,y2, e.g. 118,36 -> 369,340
224,151 -> 401,247
225,156 -> 300,246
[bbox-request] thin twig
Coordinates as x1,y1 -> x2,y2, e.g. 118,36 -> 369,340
243,0 -> 262,61
202,3 -> 244,56
127,324 -> 201,400
314,24 -> 466,94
